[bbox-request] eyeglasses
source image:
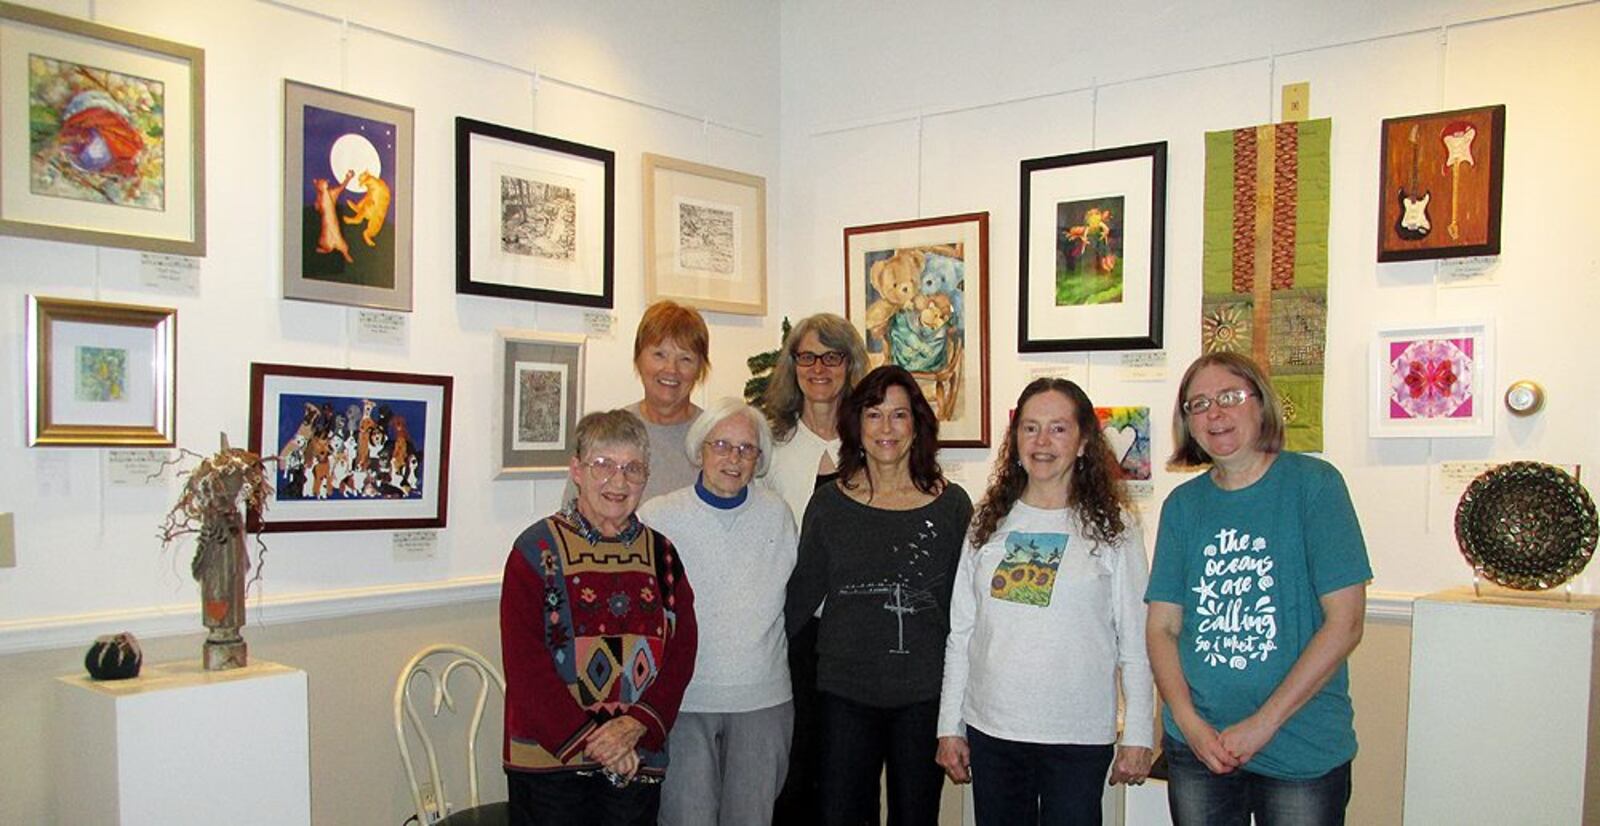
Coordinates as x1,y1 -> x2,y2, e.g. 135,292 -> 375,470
580,456 -> 649,485
704,440 -> 761,461
1181,388 -> 1256,415
794,350 -> 847,368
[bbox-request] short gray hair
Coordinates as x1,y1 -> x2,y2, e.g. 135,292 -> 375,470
684,398 -> 773,477
575,409 -> 650,464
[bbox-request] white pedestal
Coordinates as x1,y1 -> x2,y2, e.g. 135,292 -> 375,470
55,659 -> 311,826
1403,587 -> 1600,825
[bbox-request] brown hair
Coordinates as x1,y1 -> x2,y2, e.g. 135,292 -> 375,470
763,313 -> 869,441
1169,351 -> 1286,466
633,300 -> 710,384
970,379 -> 1129,548
835,365 -> 944,498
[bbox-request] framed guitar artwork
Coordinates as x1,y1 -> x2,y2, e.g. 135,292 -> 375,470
1377,105 -> 1505,262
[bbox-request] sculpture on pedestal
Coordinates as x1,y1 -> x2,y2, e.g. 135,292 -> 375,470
159,434 -> 272,670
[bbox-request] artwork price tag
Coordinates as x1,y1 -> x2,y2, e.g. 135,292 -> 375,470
106,450 -> 171,487
139,253 -> 200,294
1439,460 -> 1579,501
1118,351 -> 1167,381
1436,256 -> 1500,288
393,530 -> 438,561
584,310 -> 615,339
353,309 -> 407,346
1028,363 -> 1083,384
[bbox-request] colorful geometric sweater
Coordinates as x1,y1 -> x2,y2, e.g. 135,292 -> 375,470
500,506 -> 697,777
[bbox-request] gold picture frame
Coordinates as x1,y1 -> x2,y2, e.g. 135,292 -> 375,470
643,153 -> 767,315
26,295 -> 177,446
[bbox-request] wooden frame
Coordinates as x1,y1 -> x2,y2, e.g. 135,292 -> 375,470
26,295 -> 176,446
455,117 -> 614,307
1377,104 -> 1506,262
496,329 -> 585,478
844,211 -> 991,448
0,2 -> 205,255
1019,142 -> 1166,352
281,80 -> 414,311
247,363 -> 453,532
1370,321 -> 1494,438
642,153 -> 766,315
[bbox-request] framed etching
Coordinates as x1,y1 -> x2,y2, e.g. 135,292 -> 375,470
455,117 -> 614,307
1370,321 -> 1493,438
26,295 -> 176,446
247,363 -> 453,532
643,153 -> 766,315
844,212 -> 990,448
497,330 -> 585,478
1019,142 -> 1167,352
0,3 -> 205,255
1377,105 -> 1505,262
282,80 -> 414,311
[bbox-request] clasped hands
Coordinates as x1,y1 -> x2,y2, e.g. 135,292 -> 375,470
1182,713 -> 1276,775
584,716 -> 646,779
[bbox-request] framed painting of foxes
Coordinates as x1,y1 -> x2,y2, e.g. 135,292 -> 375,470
281,80 -> 415,311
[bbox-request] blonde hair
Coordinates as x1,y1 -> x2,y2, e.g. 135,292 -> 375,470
1169,352 -> 1286,466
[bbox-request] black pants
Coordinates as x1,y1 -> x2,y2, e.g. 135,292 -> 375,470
817,690 -> 944,826
773,617 -> 822,826
967,726 -> 1113,825
506,770 -> 660,826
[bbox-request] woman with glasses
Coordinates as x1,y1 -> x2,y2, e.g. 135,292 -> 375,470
935,378 -> 1154,825
1146,352 -> 1371,825
786,365 -> 973,826
759,312 -> 868,826
500,409 -> 698,825
639,399 -> 799,826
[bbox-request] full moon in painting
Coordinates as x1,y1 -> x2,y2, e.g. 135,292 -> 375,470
328,133 -> 381,193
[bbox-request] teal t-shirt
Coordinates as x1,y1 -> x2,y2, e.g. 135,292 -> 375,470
1145,451 -> 1372,779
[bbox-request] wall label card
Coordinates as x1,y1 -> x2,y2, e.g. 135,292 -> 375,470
393,530 -> 438,561
139,253 -> 201,295
106,450 -> 172,487
1119,350 -> 1167,381
354,309 -> 407,346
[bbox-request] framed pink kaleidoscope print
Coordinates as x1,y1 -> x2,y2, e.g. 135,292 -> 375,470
1370,321 -> 1493,438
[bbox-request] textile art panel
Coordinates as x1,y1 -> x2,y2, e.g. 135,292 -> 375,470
1201,118 -> 1331,452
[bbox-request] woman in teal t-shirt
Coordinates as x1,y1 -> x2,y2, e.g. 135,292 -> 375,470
1146,352 -> 1372,825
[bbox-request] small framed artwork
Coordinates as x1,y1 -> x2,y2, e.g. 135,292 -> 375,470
642,153 -> 767,316
496,330 -> 585,478
247,363 -> 453,532
1094,405 -> 1152,482
25,295 -> 176,446
0,3 -> 205,255
282,80 -> 414,311
844,212 -> 990,448
1370,321 -> 1494,438
1377,104 -> 1505,262
455,117 -> 614,307
1019,142 -> 1167,352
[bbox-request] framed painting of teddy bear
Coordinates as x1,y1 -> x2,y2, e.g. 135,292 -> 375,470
844,211 -> 990,448
1018,141 -> 1167,352
281,80 -> 414,312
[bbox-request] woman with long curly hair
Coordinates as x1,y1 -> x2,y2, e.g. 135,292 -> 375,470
935,378 -> 1155,825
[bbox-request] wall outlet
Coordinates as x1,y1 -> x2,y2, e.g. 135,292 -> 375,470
0,513 -> 14,568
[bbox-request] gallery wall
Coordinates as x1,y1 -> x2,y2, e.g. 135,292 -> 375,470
779,0 -> 1600,601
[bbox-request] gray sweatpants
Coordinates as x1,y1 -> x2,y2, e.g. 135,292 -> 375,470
658,701 -> 795,826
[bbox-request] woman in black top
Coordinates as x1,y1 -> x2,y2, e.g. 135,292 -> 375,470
786,365 -> 973,826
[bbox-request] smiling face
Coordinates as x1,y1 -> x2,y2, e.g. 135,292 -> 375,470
699,413 -> 760,498
794,330 -> 850,406
860,384 -> 916,468
1015,389 -> 1086,488
635,336 -> 702,414
570,441 -> 647,534
1184,364 -> 1263,464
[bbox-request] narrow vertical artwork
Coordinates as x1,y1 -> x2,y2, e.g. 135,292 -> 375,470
1201,118 -> 1331,452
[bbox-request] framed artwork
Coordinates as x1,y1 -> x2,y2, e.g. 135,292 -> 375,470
496,330 -> 585,478
1370,322 -> 1493,438
1019,142 -> 1166,352
455,117 -> 614,307
0,3 -> 205,255
281,81 -> 414,311
642,153 -> 767,315
844,212 -> 990,448
1377,104 -> 1505,262
1094,405 -> 1152,482
247,363 -> 453,532
25,295 -> 175,446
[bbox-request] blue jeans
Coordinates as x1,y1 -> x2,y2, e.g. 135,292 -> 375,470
817,691 -> 945,826
1162,736 -> 1351,826
506,769 -> 660,826
966,727 -> 1113,826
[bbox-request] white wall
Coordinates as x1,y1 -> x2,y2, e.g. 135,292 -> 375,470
0,0 -> 782,647
779,0 -> 1600,598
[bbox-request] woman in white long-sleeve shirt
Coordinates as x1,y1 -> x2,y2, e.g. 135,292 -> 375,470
936,378 -> 1155,826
